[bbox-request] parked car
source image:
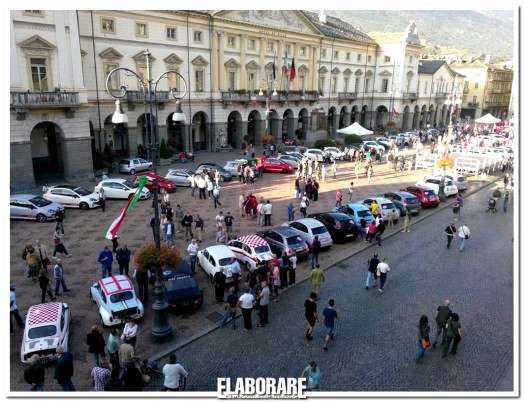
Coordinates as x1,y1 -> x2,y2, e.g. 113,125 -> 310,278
43,185 -> 100,210
277,155 -> 300,169
360,197 -> 400,222
90,275 -> 144,326
228,234 -> 275,271
445,173 -> 468,192
282,151 -> 305,161
195,162 -> 233,181
285,218 -> 333,249
118,157 -> 153,174
417,176 -> 458,197
197,245 -> 237,283
363,141 -> 386,153
21,302 -> 71,364
307,212 -> 359,243
402,185 -> 440,208
165,168 -> 195,187
95,178 -> 151,200
10,194 -> 64,222
258,158 -> 293,174
304,148 -> 330,163
380,191 -> 421,216
334,203 -> 374,227
323,147 -> 345,160
162,261 -> 203,312
257,227 -> 309,260
223,160 -> 245,177
133,171 -> 176,193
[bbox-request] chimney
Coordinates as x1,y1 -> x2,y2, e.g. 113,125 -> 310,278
318,10 -> 327,23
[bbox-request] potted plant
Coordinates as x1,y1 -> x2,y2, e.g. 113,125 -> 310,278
134,244 -> 182,274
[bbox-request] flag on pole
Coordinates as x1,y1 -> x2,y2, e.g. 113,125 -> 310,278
104,175 -> 148,240
289,57 -> 296,81
272,53 -> 277,81
282,52 -> 288,78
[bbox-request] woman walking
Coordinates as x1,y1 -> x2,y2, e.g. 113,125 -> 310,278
301,361 -> 321,391
416,315 -> 431,363
53,228 -> 70,257
38,268 -> 55,303
442,313 -> 463,358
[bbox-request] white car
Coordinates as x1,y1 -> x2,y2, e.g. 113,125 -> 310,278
363,141 -> 386,152
197,245 -> 237,283
10,194 -> 65,222
277,155 -> 299,169
445,173 -> 468,191
360,197 -> 400,222
21,302 -> 71,363
417,176 -> 458,197
285,218 -> 333,249
304,148 -> 326,161
43,185 -> 100,210
228,234 -> 275,270
94,178 -> 151,200
323,147 -> 345,160
90,275 -> 144,326
223,160 -> 247,177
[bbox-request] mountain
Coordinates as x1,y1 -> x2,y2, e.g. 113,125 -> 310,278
327,10 -> 513,60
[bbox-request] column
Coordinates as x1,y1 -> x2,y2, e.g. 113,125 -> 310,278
10,18 -> 22,90
217,31 -> 225,91
239,35 -> 246,89
211,31 -> 220,90
311,47 -> 319,91
276,40 -> 283,90
54,12 -> 71,88
259,37 -> 267,90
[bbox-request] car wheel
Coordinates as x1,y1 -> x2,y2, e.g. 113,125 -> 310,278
130,169 -> 136,175
36,213 -> 47,223
79,202 -> 89,210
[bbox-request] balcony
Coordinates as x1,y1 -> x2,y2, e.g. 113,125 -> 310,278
221,90 -> 320,106
402,92 -> 417,102
10,90 -> 81,120
125,90 -> 170,110
221,90 -> 260,104
337,92 -> 357,102
434,92 -> 448,100
467,102 -> 479,108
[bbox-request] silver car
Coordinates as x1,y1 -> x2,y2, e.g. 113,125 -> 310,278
165,168 -> 194,187
10,194 -> 64,222
118,157 -> 153,175
277,155 -> 300,169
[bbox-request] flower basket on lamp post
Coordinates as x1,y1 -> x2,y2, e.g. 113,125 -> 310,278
436,156 -> 455,201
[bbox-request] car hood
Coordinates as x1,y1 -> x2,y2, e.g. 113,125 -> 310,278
111,298 -> 138,312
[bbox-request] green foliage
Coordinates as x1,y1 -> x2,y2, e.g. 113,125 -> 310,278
344,134 -> 363,145
159,138 -> 174,159
314,138 -> 338,149
134,244 -> 181,272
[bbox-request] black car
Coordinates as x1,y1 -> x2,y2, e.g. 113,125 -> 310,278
195,162 -> 233,181
308,212 -> 360,243
162,262 -> 203,313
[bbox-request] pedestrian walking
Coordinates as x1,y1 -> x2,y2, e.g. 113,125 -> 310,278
121,319 -> 138,347
118,339 -> 135,368
264,200 -> 273,226
213,268 -> 227,302
36,239 -> 50,272
442,313 -> 463,358
163,219 -> 175,247
197,175 -> 206,199
194,215 -> 204,243
301,361 -> 321,390
97,246 -> 113,278
230,259 -> 241,293
162,354 -> 188,391
367,165 -> 373,184
503,190 -> 510,213
257,281 -> 270,327
239,193 -> 246,217
220,288 -> 238,329
457,223 -> 471,252
270,263 -> 280,301
175,204 -> 184,233
238,288 -> 255,331
365,253 -> 380,290
52,228 -> 70,257
321,164 -> 326,182
335,190 -> 343,209
55,208 -> 65,235
116,245 -> 131,276
433,300 -> 452,348
106,328 -> 121,381
38,268 -> 55,303
331,160 -> 337,178
310,265 -> 324,296
134,267 -> 149,302
10,284 -> 24,333
25,245 -> 40,280
322,299 -> 338,351
376,258 -> 390,293
189,173 -> 197,197
91,359 -> 112,391
300,196 -> 310,218
309,236 -> 321,269
289,252 -> 297,285
256,200 -> 265,226
444,223 -> 457,249
287,202 -> 295,222
98,187 -> 106,212
182,212 -> 194,241
416,315 -> 431,363
187,239 -> 199,273
224,212 -> 234,237
366,220 -> 377,242
212,185 -> 222,209
86,325 -> 106,367
206,175 -> 214,198
24,355 -> 45,391
54,346 -> 75,391
53,259 -> 70,296
304,292 -> 318,340
402,208 -> 412,232
348,182 -> 354,201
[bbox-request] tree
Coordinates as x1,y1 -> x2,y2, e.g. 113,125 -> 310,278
134,244 -> 181,272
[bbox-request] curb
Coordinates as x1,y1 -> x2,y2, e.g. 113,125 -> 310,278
148,175 -> 501,362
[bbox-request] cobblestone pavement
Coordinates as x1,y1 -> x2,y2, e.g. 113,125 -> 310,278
155,182 -> 513,392
9,149 -> 501,391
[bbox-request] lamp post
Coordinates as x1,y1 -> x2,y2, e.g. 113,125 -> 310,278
437,94 -> 456,201
105,49 -> 187,343
259,73 -> 278,142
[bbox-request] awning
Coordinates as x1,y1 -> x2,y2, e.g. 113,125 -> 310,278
336,122 -> 373,136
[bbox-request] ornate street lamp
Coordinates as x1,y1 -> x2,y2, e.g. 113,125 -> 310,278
105,49 -> 187,343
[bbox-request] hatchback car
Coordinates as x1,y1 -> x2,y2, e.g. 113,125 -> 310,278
118,158 -> 153,174
133,172 -> 176,193
304,148 -> 328,162
402,186 -> 440,208
195,162 -> 233,181
95,178 -> 151,200
258,158 -> 293,174
228,234 -> 275,271
417,176 -> 458,197
363,141 -> 386,153
90,275 -> 144,326
197,245 -> 237,283
283,151 -> 305,161
10,194 -> 64,222
360,197 -> 400,222
43,185 -> 100,210
445,173 -> 468,192
277,155 -> 300,169
381,191 -> 421,216
323,147 -> 345,160
165,169 -> 194,187
334,203 -> 374,227
257,227 -> 309,260
21,302 -> 71,363
307,212 -> 359,243
285,218 -> 333,249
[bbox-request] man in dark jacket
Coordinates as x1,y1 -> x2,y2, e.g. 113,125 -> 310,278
181,213 -> 194,242
365,253 -> 380,290
24,355 -> 45,391
433,299 -> 452,347
375,216 -> 386,246
86,325 -> 106,367
213,269 -> 227,302
445,223 -> 457,249
116,245 -> 131,276
310,236 -> 321,269
135,269 -> 149,302
54,346 -> 75,391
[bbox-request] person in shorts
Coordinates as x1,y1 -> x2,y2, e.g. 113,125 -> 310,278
322,299 -> 338,351
304,292 -> 318,341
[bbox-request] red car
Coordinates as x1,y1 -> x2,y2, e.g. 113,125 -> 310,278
402,186 -> 439,208
258,157 -> 293,173
133,171 -> 176,193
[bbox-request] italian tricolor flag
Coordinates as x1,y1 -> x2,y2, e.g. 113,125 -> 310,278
105,176 -> 148,240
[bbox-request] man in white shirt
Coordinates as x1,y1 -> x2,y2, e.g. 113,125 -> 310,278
187,174 -> 196,197
162,354 -> 188,391
121,319 -> 138,347
376,258 -> 391,293
187,239 -> 199,273
10,284 -> 24,333
257,282 -> 270,327
238,289 -> 255,330
457,224 -> 471,252
263,200 -> 273,226
256,201 -> 265,226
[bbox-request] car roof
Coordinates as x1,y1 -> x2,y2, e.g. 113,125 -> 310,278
366,197 -> 392,204
236,234 -> 269,248
27,302 -> 62,326
347,203 -> 369,211
313,212 -> 351,220
11,194 -> 39,200
168,168 -> 191,174
100,178 -> 127,184
205,245 -> 235,257
394,191 -> 417,198
98,275 -> 134,296
414,184 -> 433,190
271,226 -> 301,237
52,184 -> 77,190
293,218 -> 324,227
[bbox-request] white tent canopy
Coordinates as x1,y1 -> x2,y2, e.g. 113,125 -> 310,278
475,113 -> 501,124
337,122 -> 373,136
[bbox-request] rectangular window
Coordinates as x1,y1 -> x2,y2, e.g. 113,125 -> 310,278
248,72 -> 256,90
384,56 -> 391,63
409,55 -> 413,63
319,76 -> 325,94
299,75 -> 306,90
344,77 -> 349,92
228,71 -> 236,90
267,41 -> 274,53
473,95 -> 477,103
364,78 -> 370,92
368,55 -> 372,63
346,52 -> 351,61
247,39 -> 256,50
474,82 -> 479,89
333,51 -> 339,60
167,70 -> 179,91
300,47 -> 306,56
357,54 -> 362,62
321,49 -> 326,59
135,22 -> 147,37
464,81 -> 469,90
195,69 -> 204,92
104,62 -> 119,91
227,36 -> 236,47
354,77 -> 360,93
24,10 -> 42,15
193,31 -> 202,42
285,44 -> 291,55
381,78 -> 389,93
101,17 -> 115,33
30,58 -> 48,91
331,77 -> 338,93
166,27 -> 177,40
424,82 -> 428,94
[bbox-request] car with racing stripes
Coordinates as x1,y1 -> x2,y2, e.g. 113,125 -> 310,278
227,234 -> 276,271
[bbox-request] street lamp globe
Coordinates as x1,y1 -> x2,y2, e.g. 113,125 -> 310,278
111,100 -> 128,124
172,101 -> 186,123
272,89 -> 278,97
258,88 -> 264,96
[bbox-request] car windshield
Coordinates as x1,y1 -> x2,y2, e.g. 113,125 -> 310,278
29,196 -> 52,207
424,190 -> 435,196
74,187 -> 91,196
254,245 -> 271,254
28,325 -> 57,339
357,210 -> 370,218
219,257 -> 236,266
122,180 -> 136,188
311,226 -> 327,235
109,291 -> 134,303
381,203 -> 395,210
286,235 -> 303,245
405,197 -> 418,204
